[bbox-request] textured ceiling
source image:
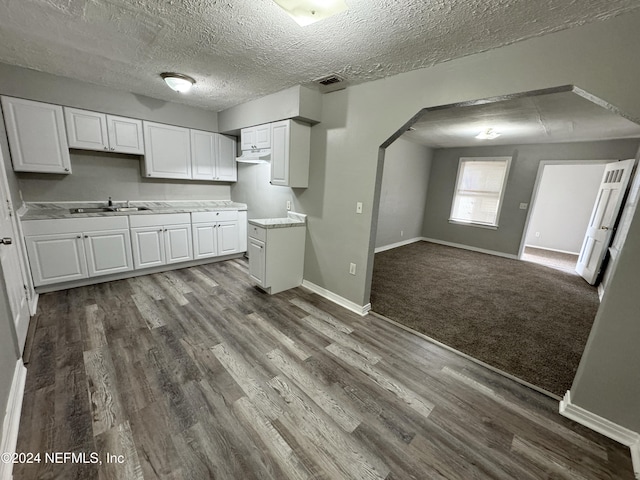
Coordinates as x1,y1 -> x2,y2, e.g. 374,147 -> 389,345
403,90 -> 640,148
0,1 -> 639,112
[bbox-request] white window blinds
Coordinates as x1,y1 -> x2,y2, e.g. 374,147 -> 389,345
450,157 -> 511,227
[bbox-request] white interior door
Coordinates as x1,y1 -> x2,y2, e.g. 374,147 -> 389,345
0,149 -> 30,352
576,159 -> 635,284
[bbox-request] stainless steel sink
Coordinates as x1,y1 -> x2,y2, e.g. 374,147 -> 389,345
69,206 -> 150,214
112,206 -> 150,212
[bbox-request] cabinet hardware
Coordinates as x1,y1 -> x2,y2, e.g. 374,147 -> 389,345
1,237 -> 12,245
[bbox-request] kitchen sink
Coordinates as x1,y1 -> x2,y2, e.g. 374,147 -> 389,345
69,206 -> 150,214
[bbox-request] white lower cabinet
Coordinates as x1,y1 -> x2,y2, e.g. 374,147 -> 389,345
23,216 -> 133,287
247,222 -> 305,294
191,211 -> 241,259
130,213 -> 193,269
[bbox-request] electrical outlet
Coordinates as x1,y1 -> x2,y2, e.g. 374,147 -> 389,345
400,230 -> 404,237
356,202 -> 363,214
519,203 -> 528,210
535,231 -> 540,238
349,263 -> 356,275
286,200 -> 291,211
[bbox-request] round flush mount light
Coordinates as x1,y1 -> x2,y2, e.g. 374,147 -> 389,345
160,72 -> 196,93
475,127 -> 501,140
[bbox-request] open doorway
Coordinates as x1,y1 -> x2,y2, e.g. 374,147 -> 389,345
520,162 -> 609,274
369,85 -> 640,397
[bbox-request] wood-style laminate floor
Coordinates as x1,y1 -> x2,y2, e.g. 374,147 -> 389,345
14,259 -> 635,479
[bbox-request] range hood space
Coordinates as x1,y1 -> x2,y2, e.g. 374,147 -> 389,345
236,148 -> 271,164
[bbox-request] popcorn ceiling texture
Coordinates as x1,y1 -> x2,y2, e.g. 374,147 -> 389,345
0,0 -> 638,112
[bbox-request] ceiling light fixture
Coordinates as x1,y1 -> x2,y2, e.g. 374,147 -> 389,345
273,0 -> 348,26
475,127 -> 501,140
160,72 -> 196,93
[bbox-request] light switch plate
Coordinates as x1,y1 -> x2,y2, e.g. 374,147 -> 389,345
356,202 -> 363,214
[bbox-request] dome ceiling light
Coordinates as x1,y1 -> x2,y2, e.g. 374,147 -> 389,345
160,72 -> 196,93
475,127 -> 501,140
273,0 -> 348,26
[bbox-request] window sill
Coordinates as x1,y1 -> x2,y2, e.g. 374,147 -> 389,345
448,219 -> 498,230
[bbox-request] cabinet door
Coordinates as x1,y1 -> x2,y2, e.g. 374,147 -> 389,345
270,120 -> 290,186
131,226 -> 165,269
216,134 -> 237,182
143,121 -> 191,179
248,238 -> 266,286
191,129 -> 215,180
164,224 -> 193,264
192,223 -> 217,259
64,107 -> 109,151
84,228 -> 133,277
240,127 -> 256,150
25,233 -> 87,286
217,221 -> 240,256
107,115 -> 144,154
255,124 -> 272,149
1,96 -> 72,174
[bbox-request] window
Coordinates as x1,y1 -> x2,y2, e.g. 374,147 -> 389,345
449,157 -> 511,228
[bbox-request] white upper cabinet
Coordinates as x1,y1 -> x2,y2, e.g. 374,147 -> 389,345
1,96 -> 72,174
143,121 -> 191,179
217,134 -> 237,181
191,129 -> 237,182
106,115 -> 144,154
65,107 -> 144,155
270,119 -> 311,188
241,123 -> 271,150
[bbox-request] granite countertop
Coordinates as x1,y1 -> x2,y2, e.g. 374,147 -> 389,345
20,200 -> 248,221
248,212 -> 307,229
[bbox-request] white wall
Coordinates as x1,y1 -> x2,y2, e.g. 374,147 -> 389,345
525,163 -> 606,253
375,138 -> 432,249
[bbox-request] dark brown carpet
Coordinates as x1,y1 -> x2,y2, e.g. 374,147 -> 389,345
370,241 -> 600,397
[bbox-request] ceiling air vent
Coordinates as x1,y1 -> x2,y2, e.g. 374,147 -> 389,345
315,74 -> 347,93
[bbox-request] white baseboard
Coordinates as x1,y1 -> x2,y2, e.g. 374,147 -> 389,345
374,237 -> 423,253
301,280 -> 371,316
28,293 -> 38,317
524,244 -> 580,256
0,360 -> 27,480
422,237 -> 519,260
560,391 -> 640,479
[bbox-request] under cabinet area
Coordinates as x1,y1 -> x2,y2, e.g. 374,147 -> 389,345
64,107 -> 144,154
1,96 -> 72,174
23,216 -> 133,286
130,213 -> 193,268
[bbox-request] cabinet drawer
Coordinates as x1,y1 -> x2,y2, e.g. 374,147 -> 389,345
192,210 -> 239,223
129,213 -> 190,228
22,216 -> 129,236
248,224 -> 266,242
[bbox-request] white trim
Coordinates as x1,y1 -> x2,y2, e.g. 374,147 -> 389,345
374,237 -> 423,253
301,280 -> 371,316
422,237 -> 518,260
597,283 -> 605,301
0,360 -> 27,480
523,244 -> 579,256
560,390 -> 640,479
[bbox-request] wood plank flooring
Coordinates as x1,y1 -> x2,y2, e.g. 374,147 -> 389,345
14,259 -> 635,479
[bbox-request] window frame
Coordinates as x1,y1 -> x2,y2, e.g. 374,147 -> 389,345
449,156 -> 512,229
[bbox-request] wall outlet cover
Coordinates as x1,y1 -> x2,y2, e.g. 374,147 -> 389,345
349,263 -> 356,275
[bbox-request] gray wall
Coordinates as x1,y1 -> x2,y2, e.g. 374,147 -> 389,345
16,152 -> 231,202
0,62 -> 227,204
525,163 -> 605,253
375,138 -> 432,249
230,162 -> 300,220
421,140 -> 639,256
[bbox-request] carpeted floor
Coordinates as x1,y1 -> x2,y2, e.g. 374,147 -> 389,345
521,246 -> 579,275
370,241 -> 600,397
